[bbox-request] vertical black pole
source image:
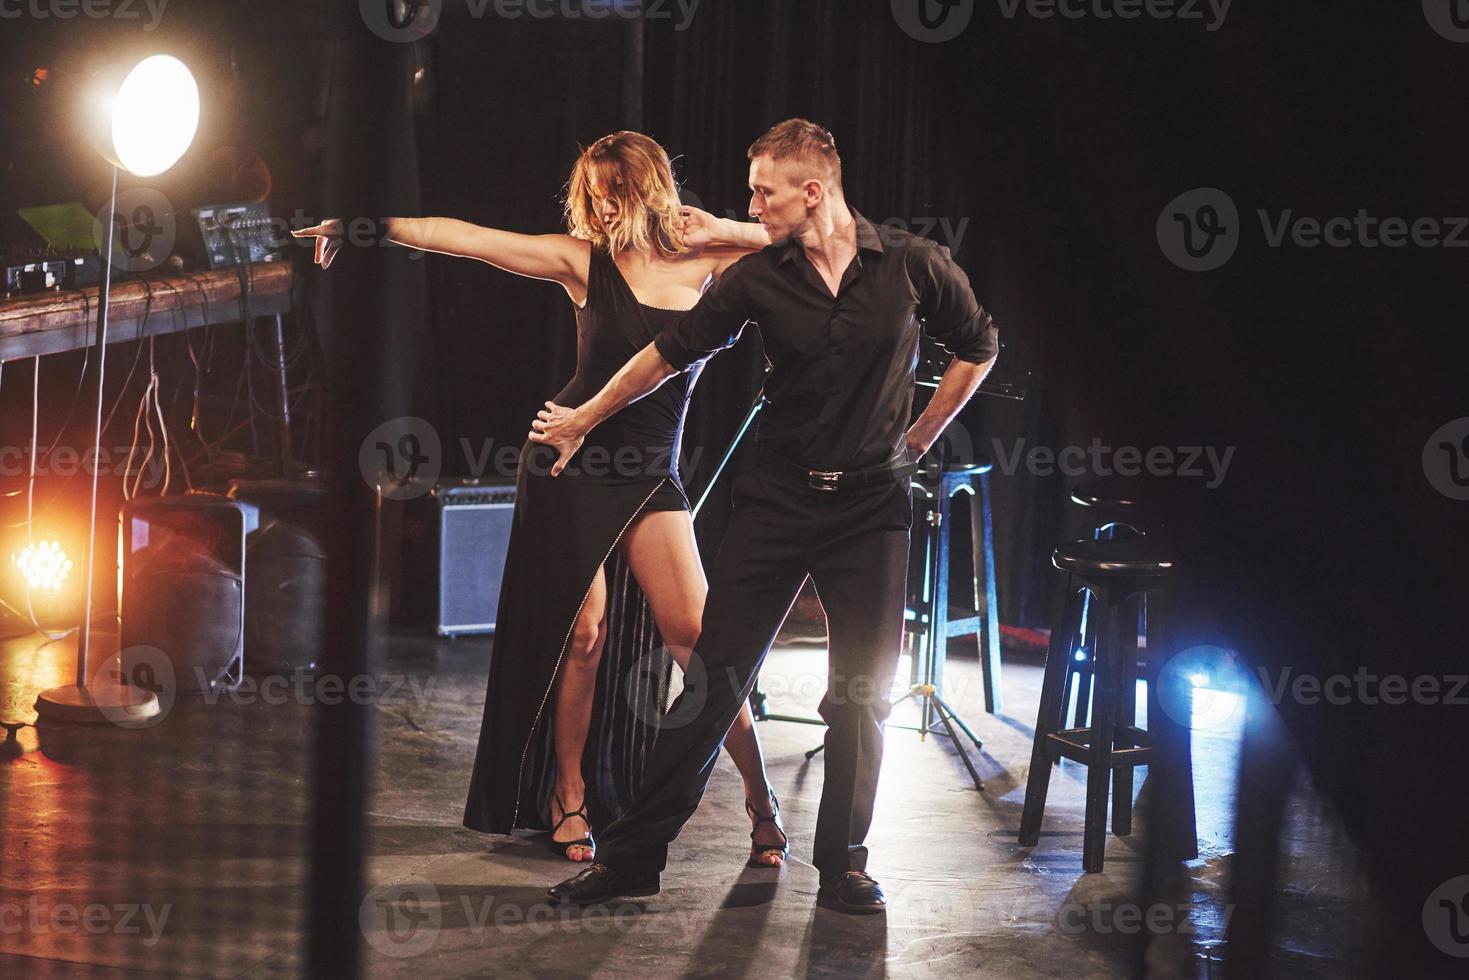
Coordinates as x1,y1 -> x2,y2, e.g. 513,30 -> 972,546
270,313 -> 294,476
309,17 -> 411,977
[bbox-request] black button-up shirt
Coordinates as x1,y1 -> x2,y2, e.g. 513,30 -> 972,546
654,209 -> 999,472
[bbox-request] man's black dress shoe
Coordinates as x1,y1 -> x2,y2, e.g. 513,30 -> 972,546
547,862 -> 660,906
817,870 -> 887,914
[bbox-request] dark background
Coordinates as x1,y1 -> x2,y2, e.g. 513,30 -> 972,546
2,0 -> 1467,969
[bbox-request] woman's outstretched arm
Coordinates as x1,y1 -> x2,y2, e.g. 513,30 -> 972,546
292,217 -> 590,299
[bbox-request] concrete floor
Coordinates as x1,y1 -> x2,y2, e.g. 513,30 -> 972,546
0,624 -> 1360,978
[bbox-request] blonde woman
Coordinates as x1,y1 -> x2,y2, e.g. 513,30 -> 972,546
296,132 -> 787,867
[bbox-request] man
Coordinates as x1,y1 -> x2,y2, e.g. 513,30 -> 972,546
530,119 -> 998,914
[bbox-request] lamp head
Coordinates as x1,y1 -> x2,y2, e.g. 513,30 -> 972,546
87,54 -> 199,177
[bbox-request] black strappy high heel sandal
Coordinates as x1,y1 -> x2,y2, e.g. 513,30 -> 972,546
745,789 -> 789,868
548,792 -> 595,861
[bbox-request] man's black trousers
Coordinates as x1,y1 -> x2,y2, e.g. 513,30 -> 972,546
596,453 -> 913,877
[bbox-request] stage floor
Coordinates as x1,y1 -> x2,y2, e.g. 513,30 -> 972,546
0,627 -> 1358,978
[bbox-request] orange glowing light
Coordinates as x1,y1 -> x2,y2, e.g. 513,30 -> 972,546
13,540 -> 73,594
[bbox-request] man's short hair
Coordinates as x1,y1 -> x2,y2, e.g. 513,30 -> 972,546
748,118 -> 843,188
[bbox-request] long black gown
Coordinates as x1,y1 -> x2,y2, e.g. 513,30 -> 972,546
463,247 -> 703,836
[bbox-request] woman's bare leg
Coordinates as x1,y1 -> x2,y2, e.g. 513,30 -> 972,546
550,565 -> 608,862
622,507 -> 787,866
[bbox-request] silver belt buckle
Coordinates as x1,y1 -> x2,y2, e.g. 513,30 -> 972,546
808,469 -> 841,492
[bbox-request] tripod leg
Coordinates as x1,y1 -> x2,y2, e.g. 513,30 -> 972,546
931,696 -> 985,791
930,692 -> 984,752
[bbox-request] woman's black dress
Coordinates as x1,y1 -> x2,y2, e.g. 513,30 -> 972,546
463,247 -> 702,836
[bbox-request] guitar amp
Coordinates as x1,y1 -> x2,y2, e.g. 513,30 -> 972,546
390,478 -> 516,636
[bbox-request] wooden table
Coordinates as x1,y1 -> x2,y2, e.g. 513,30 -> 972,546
0,261 -> 297,473
0,262 -> 293,362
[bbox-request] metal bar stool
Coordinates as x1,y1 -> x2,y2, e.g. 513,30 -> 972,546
1019,535 -> 1192,873
906,457 -> 1005,717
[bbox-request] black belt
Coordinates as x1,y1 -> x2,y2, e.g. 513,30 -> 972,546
760,449 -> 920,493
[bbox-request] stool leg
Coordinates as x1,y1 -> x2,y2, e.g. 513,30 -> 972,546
1019,582 -> 1085,846
1072,645 -> 1094,729
1083,585 -> 1121,873
1112,591 -> 1141,836
1146,586 -> 1198,861
930,484 -> 953,732
971,472 -> 1003,714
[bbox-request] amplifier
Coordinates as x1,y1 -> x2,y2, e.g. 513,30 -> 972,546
393,478 -> 516,637
3,250 -> 106,295
189,202 -> 289,270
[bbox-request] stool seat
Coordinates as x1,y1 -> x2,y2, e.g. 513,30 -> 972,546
1070,478 -> 1146,510
941,456 -> 993,476
1052,537 -> 1174,577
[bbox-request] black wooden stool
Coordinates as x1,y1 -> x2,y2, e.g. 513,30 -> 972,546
1019,535 -> 1187,873
907,458 -> 1005,716
1062,480 -> 1152,729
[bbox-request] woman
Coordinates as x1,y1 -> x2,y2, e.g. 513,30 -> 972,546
294,132 -> 787,867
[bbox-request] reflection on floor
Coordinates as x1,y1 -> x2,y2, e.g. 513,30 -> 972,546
0,626 -> 1360,978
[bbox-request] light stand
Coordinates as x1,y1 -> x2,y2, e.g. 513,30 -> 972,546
33,54 -> 200,724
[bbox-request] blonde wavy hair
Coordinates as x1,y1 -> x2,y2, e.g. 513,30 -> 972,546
564,131 -> 688,259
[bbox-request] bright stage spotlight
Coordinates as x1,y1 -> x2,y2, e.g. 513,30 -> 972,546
14,540 -> 74,594
89,54 -> 201,178
34,53 -> 201,726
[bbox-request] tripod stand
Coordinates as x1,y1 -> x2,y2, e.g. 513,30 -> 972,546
792,473 -> 986,790
694,366 -> 1007,792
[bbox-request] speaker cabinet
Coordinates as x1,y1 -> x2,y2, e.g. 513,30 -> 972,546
119,494 -> 246,694
393,478 -> 515,636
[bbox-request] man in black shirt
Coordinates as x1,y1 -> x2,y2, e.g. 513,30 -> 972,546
533,119 -> 998,914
